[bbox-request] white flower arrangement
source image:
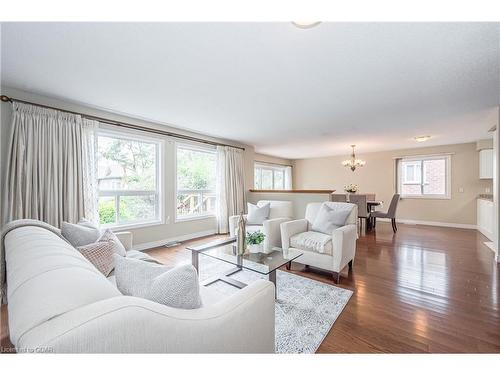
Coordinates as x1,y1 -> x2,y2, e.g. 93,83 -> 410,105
344,184 -> 358,193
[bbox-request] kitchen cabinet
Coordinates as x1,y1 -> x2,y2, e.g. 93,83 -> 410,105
477,198 -> 494,240
479,149 -> 493,179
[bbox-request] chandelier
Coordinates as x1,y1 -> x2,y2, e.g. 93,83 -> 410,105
342,145 -> 366,171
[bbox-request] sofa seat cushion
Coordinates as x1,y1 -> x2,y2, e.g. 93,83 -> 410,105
290,231 -> 333,255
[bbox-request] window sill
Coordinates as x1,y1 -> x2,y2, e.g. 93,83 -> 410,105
101,220 -> 165,232
175,214 -> 216,223
400,195 -> 451,200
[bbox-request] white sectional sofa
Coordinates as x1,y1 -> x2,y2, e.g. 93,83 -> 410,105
3,224 -> 275,353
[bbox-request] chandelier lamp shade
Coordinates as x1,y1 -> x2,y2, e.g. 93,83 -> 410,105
342,145 -> 366,171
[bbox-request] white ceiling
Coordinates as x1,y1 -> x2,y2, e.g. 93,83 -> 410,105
2,22 -> 499,159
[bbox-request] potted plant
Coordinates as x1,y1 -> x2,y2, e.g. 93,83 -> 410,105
246,231 -> 265,253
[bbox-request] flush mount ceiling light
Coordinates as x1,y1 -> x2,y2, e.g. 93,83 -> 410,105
342,145 -> 366,172
414,135 -> 432,142
291,21 -> 321,29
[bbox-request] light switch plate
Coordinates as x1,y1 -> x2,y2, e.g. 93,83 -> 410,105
458,187 -> 464,193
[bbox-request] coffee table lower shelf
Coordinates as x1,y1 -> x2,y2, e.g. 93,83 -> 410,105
201,265 -> 279,298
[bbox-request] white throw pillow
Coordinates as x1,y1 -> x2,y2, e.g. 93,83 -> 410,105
247,202 -> 270,225
61,219 -> 101,247
114,255 -> 171,298
311,204 -> 352,235
148,264 -> 202,309
114,256 -> 201,309
98,229 -> 126,256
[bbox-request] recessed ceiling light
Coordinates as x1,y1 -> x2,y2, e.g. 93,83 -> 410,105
414,135 -> 431,142
291,22 -> 321,29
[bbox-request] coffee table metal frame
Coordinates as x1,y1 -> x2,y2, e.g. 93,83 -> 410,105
187,237 -> 301,298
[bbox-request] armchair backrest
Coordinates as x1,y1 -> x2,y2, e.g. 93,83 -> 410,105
257,200 -> 293,219
304,202 -> 358,230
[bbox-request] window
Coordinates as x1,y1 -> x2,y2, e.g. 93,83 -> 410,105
97,131 -> 161,227
254,162 -> 292,190
397,155 -> 451,198
176,144 -> 217,220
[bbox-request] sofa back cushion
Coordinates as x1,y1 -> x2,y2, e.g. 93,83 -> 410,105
5,226 -> 121,345
305,202 -> 357,229
257,200 -> 293,219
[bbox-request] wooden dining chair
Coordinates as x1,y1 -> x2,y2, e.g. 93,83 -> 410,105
348,194 -> 370,233
330,193 -> 347,202
372,194 -> 400,233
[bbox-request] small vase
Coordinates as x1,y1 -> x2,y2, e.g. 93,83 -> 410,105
248,244 -> 262,253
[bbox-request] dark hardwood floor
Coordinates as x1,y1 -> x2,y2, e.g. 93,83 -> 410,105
1,222 -> 499,353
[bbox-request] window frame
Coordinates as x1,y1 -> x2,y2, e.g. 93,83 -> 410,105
254,162 -> 290,190
174,142 -> 217,222
97,128 -> 164,230
397,154 -> 451,200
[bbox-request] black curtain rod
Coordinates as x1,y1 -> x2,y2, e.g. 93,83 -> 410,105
0,94 -> 245,151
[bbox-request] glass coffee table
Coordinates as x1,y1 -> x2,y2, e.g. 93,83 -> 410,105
187,237 -> 302,298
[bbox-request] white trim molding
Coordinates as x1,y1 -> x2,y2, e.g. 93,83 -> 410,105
132,229 -> 217,251
377,218 -> 476,230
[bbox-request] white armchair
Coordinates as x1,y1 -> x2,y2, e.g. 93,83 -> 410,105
280,202 -> 358,283
229,200 -> 293,253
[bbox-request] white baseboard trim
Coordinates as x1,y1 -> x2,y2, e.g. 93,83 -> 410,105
132,229 -> 217,251
377,217 -> 477,230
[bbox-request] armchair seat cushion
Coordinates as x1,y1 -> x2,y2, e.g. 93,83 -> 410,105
290,231 -> 333,255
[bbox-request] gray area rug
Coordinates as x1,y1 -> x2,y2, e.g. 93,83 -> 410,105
194,256 -> 353,353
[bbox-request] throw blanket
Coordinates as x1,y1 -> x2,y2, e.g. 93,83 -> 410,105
0,219 -> 70,304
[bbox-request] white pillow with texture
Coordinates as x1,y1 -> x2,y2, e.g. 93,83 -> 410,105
114,255 -> 171,298
148,264 -> 202,309
312,204 -> 352,235
98,229 -> 126,256
61,219 -> 101,247
247,202 -> 270,225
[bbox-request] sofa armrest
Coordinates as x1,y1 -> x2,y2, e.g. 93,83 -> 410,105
262,217 -> 290,251
18,280 -> 275,353
331,224 -> 357,272
280,219 -> 308,251
228,215 -> 247,237
114,231 -> 133,251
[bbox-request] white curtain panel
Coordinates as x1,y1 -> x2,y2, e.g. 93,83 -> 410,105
284,166 -> 293,189
81,119 -> 99,224
216,146 -> 246,234
3,102 -> 98,227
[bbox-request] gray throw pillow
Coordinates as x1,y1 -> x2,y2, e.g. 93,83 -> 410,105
61,219 -> 101,247
148,264 -> 202,309
312,204 -> 352,235
247,202 -> 270,225
98,229 -> 126,256
114,255 -> 171,298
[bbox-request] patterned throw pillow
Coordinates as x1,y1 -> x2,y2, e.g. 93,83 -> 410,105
98,229 -> 126,256
77,241 -> 115,276
62,219 -> 101,247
